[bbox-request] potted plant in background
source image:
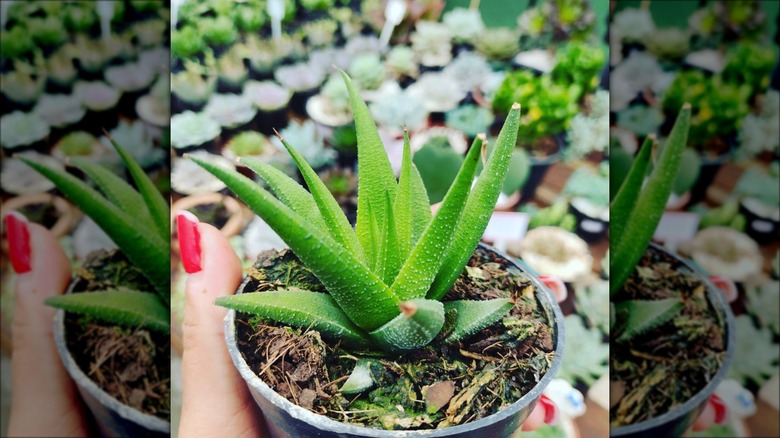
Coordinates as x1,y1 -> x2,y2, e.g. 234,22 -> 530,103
187,72 -> 563,437
20,138 -> 170,437
610,105 -> 735,437
244,80 -> 292,135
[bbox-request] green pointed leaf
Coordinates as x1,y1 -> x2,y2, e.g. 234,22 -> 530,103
68,158 -> 156,234
275,135 -> 366,263
381,191 -> 402,285
614,298 -> 684,342
611,106 -> 691,296
239,157 -> 328,233
341,359 -> 378,394
189,154 -> 400,330
215,291 -> 372,348
391,136 -> 483,301
367,198 -> 383,274
21,159 -> 170,303
104,135 -> 169,241
428,104 -> 521,301
443,298 -> 514,344
609,135 -> 654,273
339,69 -> 397,266
394,130 -> 432,259
370,299 -> 445,351
45,291 -> 169,333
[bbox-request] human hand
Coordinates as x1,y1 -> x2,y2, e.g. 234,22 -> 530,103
5,211 -> 88,437
176,209 -> 561,435
177,211 -> 267,437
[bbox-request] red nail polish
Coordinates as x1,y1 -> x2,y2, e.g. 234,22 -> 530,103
5,212 -> 31,274
177,211 -> 202,274
540,394 -> 558,425
711,394 -> 727,425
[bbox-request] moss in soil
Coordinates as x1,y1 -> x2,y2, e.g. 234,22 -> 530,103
235,247 -> 556,431
65,249 -> 170,420
610,248 -> 727,427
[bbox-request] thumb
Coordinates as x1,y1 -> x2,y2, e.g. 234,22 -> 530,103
6,212 -> 87,437
177,212 -> 264,437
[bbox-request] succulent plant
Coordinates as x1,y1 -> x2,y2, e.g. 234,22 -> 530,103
474,28 -> 520,61
203,94 -> 257,129
551,41 -> 606,95
348,53 -> 386,91
233,4 -> 266,33
33,94 -> 86,129
646,28 -> 690,60
21,137 -> 170,333
172,67 -> 217,104
745,282 -> 780,336
616,105 -> 663,137
728,315 -> 778,387
28,16 -> 68,48
385,45 -> 418,78
411,22 -> 452,67
0,111 -> 50,150
244,80 -> 292,112
493,71 -> 580,142
369,91 -> 429,133
609,52 -> 664,111
64,2 -> 97,33
442,52 -> 492,93
738,90 -> 780,160
133,18 -> 167,48
442,7 -> 485,44
301,0 -> 335,11
611,105 -> 691,342
517,7 -> 547,37
445,104 -> 494,139
566,90 -> 609,161
300,19 -> 339,48
46,47 -> 77,86
54,131 -> 98,158
576,281 -> 610,334
217,49 -> 248,86
0,26 -> 35,61
722,42 -> 777,94
271,120 -> 335,170
558,315 -> 608,386
406,72 -> 466,113
170,111 -> 221,150
563,167 -> 610,208
2,67 -> 46,105
413,136 -> 465,205
105,62 -> 157,93
200,16 -> 238,47
612,8 -> 654,43
274,62 -> 326,92
225,131 -> 271,158
102,120 -> 165,169
189,72 -> 523,355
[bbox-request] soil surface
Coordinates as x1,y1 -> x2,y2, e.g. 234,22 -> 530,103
610,247 -> 727,427
235,247 -> 556,431
65,249 -> 171,420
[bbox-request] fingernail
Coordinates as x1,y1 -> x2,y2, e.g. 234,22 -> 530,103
540,394 -> 559,425
5,211 -> 31,274
177,211 -> 202,274
711,394 -> 727,425
540,276 -> 567,303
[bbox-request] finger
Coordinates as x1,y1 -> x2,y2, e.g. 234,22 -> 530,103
6,212 -> 87,437
539,276 -> 568,303
521,395 -> 558,431
178,212 -> 264,437
692,394 -> 727,431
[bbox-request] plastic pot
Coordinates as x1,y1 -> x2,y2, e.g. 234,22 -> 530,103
52,282 -> 170,438
225,243 -> 565,438
610,243 -> 736,438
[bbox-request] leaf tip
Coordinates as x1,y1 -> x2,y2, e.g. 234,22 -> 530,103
511,102 -> 521,110
272,128 -> 284,142
682,102 -> 692,110
399,301 -> 417,317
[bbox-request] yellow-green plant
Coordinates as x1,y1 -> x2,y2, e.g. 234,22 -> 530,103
21,138 -> 170,333
611,105 -> 691,341
191,72 -> 522,352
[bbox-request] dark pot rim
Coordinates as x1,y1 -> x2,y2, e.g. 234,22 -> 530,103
52,281 -> 171,434
609,242 -> 736,437
225,243 -> 565,437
